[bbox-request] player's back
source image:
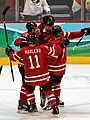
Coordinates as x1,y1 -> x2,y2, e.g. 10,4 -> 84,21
22,45 -> 48,75
21,45 -> 50,86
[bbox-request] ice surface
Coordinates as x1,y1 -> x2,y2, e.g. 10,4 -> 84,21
0,64 -> 90,120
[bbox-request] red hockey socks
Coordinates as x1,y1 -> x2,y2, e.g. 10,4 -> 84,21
53,82 -> 61,97
43,90 -> 56,106
19,86 -> 27,105
26,90 -> 35,106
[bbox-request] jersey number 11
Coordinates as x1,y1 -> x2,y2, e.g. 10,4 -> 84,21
29,55 -> 40,69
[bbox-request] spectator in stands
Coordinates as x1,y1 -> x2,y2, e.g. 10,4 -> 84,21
72,0 -> 87,20
72,0 -> 81,20
21,0 -> 51,20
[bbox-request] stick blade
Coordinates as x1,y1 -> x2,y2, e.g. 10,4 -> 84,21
3,5 -> 10,15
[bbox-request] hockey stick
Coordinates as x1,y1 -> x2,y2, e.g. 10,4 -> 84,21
3,5 -> 14,81
0,65 -> 3,75
73,30 -> 88,51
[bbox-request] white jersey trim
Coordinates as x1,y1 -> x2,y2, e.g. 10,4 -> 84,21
25,76 -> 50,83
25,72 -> 49,79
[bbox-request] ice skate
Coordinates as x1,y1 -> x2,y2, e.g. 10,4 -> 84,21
40,95 -> 46,108
43,102 -> 52,110
28,103 -> 38,113
17,101 -> 30,114
52,105 -> 59,115
56,97 -> 64,107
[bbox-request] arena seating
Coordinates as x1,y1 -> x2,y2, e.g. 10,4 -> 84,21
42,14 -> 71,20
50,5 -> 70,14
47,5 -> 72,20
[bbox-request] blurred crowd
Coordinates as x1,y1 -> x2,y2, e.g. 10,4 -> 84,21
0,0 -> 90,21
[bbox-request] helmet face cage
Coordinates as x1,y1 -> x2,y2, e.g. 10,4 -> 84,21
43,15 -> 55,26
28,35 -> 39,45
52,25 -> 62,37
26,22 -> 37,32
46,20 -> 54,26
28,39 -> 36,45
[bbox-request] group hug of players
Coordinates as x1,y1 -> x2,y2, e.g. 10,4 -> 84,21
1,15 -> 90,115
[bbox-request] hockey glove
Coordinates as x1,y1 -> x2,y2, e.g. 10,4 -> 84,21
81,27 -> 90,35
5,46 -> 14,57
60,38 -> 70,48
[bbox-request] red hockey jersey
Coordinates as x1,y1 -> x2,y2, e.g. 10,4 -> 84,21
38,22 -> 84,46
9,44 -> 62,86
14,30 -> 41,46
41,31 -> 83,76
14,32 -> 31,46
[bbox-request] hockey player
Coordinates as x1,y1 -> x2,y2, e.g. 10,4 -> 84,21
40,21 -> 90,109
38,15 -> 70,108
14,22 -> 39,84
5,34 -> 67,115
14,22 -> 41,111
43,25 -> 70,109
38,15 -> 55,44
14,18 -> 55,112
40,25 -> 69,109
0,65 -> 3,75
48,25 -> 90,108
14,22 -> 40,47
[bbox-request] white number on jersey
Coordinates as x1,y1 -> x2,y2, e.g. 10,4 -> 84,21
29,55 -> 40,69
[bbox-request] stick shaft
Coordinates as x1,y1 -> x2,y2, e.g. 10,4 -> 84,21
76,31 -> 87,46
73,30 -> 88,51
3,6 -> 14,82
4,22 -> 9,46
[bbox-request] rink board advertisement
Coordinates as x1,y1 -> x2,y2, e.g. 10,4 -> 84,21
0,22 -> 90,65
